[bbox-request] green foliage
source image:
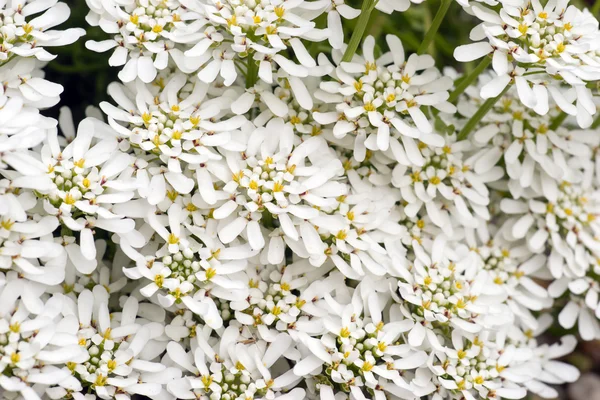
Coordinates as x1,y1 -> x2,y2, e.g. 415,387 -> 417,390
45,0 -> 118,122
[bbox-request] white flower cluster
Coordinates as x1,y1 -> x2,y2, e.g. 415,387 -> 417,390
3,0 -> 600,399
0,2 -> 87,398
455,0 -> 600,127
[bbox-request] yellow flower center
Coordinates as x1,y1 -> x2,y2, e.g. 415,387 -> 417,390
336,230 -> 347,240
64,193 -> 76,205
201,375 -> 213,388
362,362 -> 374,372
1,219 -> 14,231
167,233 -> 179,244
107,359 -> 117,371
103,328 -> 112,340
518,24 -> 528,35
363,102 -> 376,112
274,6 -> 285,18
205,267 -> 217,280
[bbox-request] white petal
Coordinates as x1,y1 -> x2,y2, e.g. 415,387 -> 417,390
454,42 -> 492,62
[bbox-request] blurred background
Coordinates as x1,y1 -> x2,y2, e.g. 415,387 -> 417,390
50,1 -> 600,398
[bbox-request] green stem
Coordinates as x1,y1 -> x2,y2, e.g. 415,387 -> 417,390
592,113 -> 600,130
422,4 -> 433,57
457,84 -> 511,141
246,56 -> 258,89
448,56 -> 491,104
549,111 -> 568,131
592,0 -> 600,16
417,0 -> 452,55
342,0 -> 377,62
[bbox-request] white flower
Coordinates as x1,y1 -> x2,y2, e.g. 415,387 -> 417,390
391,134 -> 493,234
525,335 -> 581,398
4,118 -> 138,269
3,0 -> 598,397
185,0 -> 328,86
59,287 -> 176,400
549,274 -> 600,340
294,280 -> 424,400
311,0 -> 360,49
228,261 -> 345,338
121,209 -> 250,329
375,0 -> 422,14
0,291 -> 85,400
392,235 -> 507,347
86,0 -> 201,83
101,72 -> 245,184
460,224 -> 552,330
0,0 -> 84,64
315,35 -> 454,159
462,77 -> 591,201
0,215 -> 64,286
454,0 -> 600,125
0,90 -> 54,155
0,58 -> 65,108
500,183 -> 600,279
200,129 -> 345,261
167,325 -> 305,400
427,330 -> 530,400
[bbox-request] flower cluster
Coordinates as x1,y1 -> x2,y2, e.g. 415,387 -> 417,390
455,0 -> 600,126
4,0 -> 600,398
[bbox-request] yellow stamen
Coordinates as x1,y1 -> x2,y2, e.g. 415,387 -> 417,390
167,233 -> 179,244
205,267 -> 217,280
340,327 -> 351,338
1,220 -> 14,230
